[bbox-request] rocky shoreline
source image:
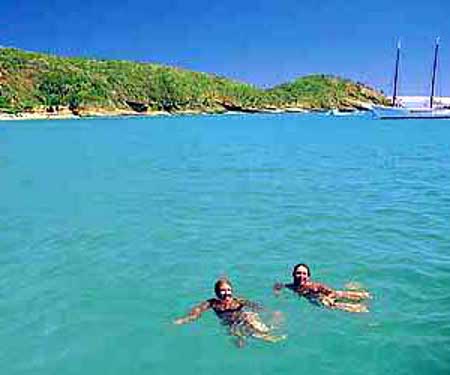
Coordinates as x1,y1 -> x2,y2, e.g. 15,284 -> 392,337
0,106 -> 315,121
0,96 -> 376,122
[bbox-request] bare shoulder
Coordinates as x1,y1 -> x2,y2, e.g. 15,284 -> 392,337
234,296 -> 249,305
310,281 -> 333,293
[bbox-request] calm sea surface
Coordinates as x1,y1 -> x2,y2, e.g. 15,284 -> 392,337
1,114 -> 449,374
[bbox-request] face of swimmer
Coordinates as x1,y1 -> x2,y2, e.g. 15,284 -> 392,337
216,281 -> 233,301
293,264 -> 310,286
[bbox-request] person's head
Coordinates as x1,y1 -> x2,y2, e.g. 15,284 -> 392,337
214,278 -> 233,301
292,263 -> 311,285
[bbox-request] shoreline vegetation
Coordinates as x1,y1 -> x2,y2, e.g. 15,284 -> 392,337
0,48 -> 389,121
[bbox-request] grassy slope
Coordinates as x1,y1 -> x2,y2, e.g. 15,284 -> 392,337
269,75 -> 388,110
0,48 -> 388,114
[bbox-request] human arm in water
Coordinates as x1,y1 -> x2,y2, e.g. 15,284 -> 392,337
321,296 -> 369,313
309,282 -> 370,313
304,282 -> 370,300
333,290 -> 371,301
173,300 -> 212,325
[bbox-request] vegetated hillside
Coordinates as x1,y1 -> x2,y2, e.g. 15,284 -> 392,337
0,48 -> 388,115
0,48 -> 270,115
268,75 -> 389,110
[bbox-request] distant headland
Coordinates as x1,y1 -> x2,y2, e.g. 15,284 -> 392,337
0,48 -> 388,120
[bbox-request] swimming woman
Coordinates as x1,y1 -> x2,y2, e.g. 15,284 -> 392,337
273,263 -> 370,313
174,278 -> 285,345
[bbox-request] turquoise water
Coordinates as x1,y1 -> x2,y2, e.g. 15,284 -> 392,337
1,114 -> 449,374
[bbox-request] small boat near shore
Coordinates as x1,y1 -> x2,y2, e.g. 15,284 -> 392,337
372,38 -> 450,120
328,109 -> 356,116
328,109 -> 370,117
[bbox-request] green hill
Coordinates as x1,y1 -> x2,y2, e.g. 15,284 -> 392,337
268,75 -> 388,110
0,48 -> 388,116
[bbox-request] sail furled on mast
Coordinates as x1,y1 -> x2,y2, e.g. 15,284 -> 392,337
392,40 -> 401,107
430,37 -> 440,108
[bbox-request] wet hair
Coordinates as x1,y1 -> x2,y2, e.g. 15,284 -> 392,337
292,263 -> 311,277
214,278 -> 232,298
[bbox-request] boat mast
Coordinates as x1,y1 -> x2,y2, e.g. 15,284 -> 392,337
392,40 -> 401,107
429,37 -> 440,108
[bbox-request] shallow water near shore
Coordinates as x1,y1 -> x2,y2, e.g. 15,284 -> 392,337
1,113 -> 450,374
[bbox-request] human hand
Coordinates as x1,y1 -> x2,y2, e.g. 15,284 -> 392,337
320,295 -> 335,307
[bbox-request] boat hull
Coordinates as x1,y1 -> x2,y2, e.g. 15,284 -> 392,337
371,105 -> 450,120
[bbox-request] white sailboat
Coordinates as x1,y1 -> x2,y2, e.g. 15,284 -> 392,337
372,38 -> 450,120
